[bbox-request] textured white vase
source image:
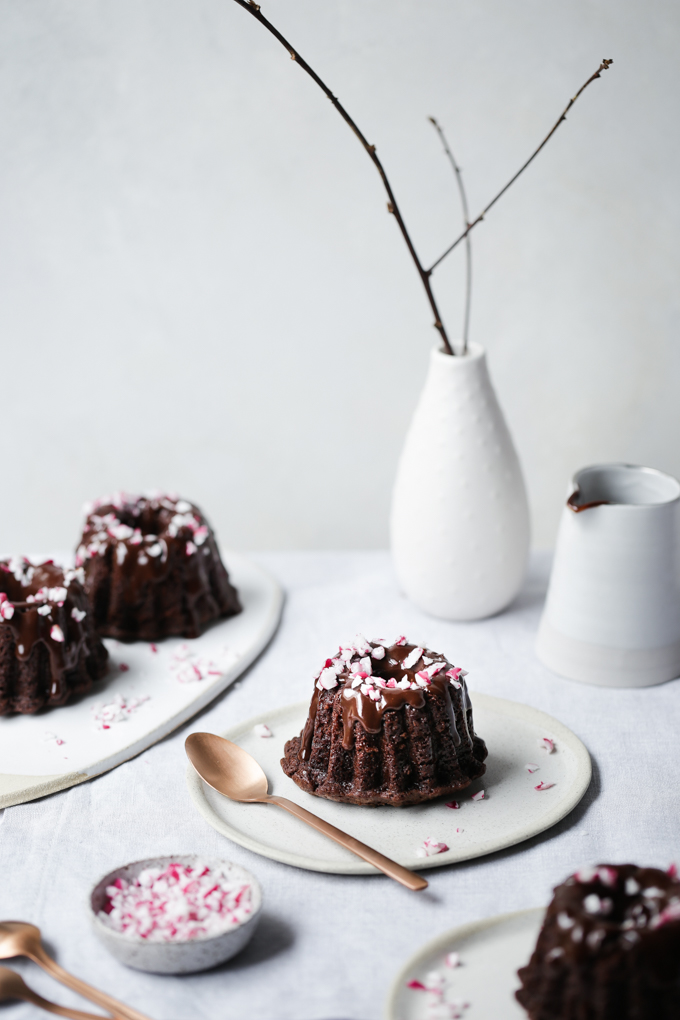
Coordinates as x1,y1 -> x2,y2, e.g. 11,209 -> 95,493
390,343 -> 530,620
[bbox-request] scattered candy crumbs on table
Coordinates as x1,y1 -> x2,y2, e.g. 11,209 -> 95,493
92,693 -> 150,730
445,801 -> 460,810
415,838 -> 450,858
526,763 -> 540,773
119,663 -> 129,672
43,731 -> 65,746
253,724 -> 273,738
471,790 -> 485,801
538,737 -> 555,753
99,861 -> 253,941
534,781 -> 555,791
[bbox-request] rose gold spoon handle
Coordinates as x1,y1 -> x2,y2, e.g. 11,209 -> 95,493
30,946 -> 152,1020
265,794 -> 427,890
0,923 -> 150,1020
0,965 -> 108,1019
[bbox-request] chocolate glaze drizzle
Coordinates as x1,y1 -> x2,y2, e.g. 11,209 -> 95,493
301,640 -> 470,759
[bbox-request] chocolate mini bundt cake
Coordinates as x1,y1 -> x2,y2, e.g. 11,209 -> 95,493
0,558 -> 108,714
516,864 -> 680,1019
281,635 -> 487,806
76,493 -> 240,642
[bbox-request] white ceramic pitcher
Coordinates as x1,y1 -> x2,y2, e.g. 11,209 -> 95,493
536,463 -> 680,687
390,343 -> 530,620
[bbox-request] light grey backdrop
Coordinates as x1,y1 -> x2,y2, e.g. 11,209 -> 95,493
1,0 -> 678,554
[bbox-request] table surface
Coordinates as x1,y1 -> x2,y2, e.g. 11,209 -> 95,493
2,551 -> 679,1020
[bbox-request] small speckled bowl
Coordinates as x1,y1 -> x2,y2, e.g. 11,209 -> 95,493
89,855 -> 262,974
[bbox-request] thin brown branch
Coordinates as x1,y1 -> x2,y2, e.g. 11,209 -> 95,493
230,0 -> 455,355
427,59 -> 613,275
429,117 -> 472,354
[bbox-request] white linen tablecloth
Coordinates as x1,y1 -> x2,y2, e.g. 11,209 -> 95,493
1,551 -> 679,1020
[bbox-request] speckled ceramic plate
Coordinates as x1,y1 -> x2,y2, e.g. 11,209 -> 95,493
0,552 -> 283,808
385,907 -> 544,1019
185,694 -> 591,874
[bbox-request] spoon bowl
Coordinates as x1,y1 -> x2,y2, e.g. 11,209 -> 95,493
185,732 -> 269,802
0,921 -> 43,961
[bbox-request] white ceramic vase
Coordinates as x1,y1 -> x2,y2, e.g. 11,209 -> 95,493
390,343 -> 530,620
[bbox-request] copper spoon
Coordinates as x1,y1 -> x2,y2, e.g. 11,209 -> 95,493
0,923 -> 152,1020
185,731 -> 428,891
0,966 -> 108,1019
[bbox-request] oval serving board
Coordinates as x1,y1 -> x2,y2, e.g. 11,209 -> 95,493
0,551 -> 283,808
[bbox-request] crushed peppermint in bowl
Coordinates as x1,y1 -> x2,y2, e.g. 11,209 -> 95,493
90,855 -> 262,973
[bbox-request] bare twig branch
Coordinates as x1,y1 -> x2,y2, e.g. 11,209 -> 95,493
429,117 -> 472,354
230,0 -> 455,354
427,59 -> 613,275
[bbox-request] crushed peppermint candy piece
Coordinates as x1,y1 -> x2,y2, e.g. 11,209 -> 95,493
445,951 -> 460,968
668,863 -> 678,879
415,837 -> 450,858
371,645 -> 386,659
71,607 -> 87,622
538,737 -> 555,754
93,693 -> 150,730
37,605 -> 52,616
99,861 -> 254,942
407,980 -> 427,990
169,645 -> 238,684
583,894 -> 612,916
402,646 -> 424,670
119,663 -> 130,672
150,643 -> 158,653
534,781 -> 555,791
471,790 -> 485,801
44,731 -> 66,746
526,763 -> 540,773
0,595 -> 14,621
50,625 -> 65,642
253,724 -> 273,738
446,801 -> 460,810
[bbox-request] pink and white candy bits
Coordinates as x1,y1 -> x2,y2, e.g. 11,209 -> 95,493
100,861 -> 253,942
93,693 -> 150,730
415,837 -> 450,858
406,954 -> 470,1018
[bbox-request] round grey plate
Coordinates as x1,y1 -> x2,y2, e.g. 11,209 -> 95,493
385,907 -> 544,1019
185,693 -> 591,875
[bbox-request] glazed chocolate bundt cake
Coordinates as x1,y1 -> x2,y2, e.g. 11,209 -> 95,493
76,493 -> 240,642
281,635 -> 487,806
0,558 -> 108,714
516,864 -> 680,1019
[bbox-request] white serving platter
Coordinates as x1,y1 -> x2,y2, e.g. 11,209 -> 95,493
186,694 -> 591,874
0,552 -> 283,809
385,907 -> 544,1020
